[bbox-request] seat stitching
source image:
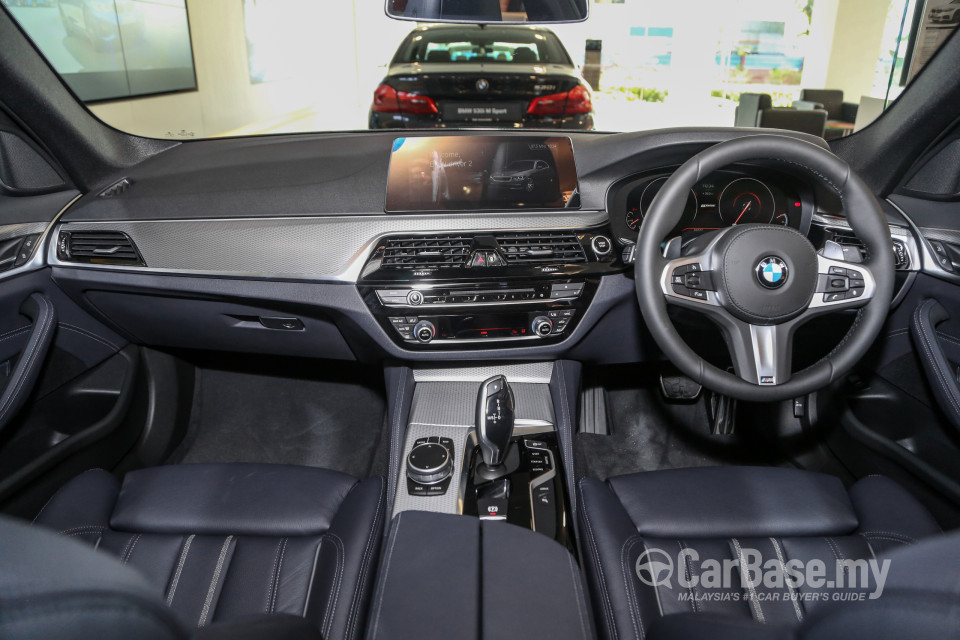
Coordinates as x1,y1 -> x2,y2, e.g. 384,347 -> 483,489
731,537 -> 765,623
769,537 -> 803,622
58,525 -> 106,536
859,530 -> 917,543
66,530 -> 104,540
198,535 -> 234,627
368,511 -> 404,640
269,537 -> 288,613
321,533 -> 346,638
122,533 -> 142,565
578,478 -> 619,640
620,536 -> 646,640
860,534 -> 913,545
266,537 -> 286,613
677,540 -> 698,614
565,549 -> 590,640
166,534 -> 195,607
345,478 -> 386,640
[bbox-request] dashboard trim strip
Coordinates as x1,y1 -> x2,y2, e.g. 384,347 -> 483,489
49,211 -> 608,283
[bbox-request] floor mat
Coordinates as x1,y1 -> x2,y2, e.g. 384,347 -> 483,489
171,365 -> 386,479
576,385 -> 730,481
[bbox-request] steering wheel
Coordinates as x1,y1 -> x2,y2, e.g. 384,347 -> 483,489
635,135 -> 895,402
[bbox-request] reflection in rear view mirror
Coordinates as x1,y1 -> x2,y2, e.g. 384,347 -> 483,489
385,0 -> 588,24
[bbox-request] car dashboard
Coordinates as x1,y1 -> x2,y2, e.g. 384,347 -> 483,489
34,128 -> 922,364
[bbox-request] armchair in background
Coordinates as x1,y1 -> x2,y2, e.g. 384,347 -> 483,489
794,88 -> 859,139
734,93 -> 828,137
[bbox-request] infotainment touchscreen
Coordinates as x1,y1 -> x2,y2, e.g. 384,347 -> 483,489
385,136 -> 578,212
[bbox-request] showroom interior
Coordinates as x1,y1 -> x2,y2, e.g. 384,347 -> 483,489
5,0 -> 952,138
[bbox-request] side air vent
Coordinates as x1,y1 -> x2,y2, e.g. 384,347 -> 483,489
57,231 -> 145,266
829,229 -> 911,270
99,178 -> 131,198
380,234 -> 472,270
495,231 -> 587,265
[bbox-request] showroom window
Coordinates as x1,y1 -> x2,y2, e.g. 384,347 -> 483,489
7,0 -> 196,102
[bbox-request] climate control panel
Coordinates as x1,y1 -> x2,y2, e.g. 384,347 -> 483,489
362,279 -> 595,349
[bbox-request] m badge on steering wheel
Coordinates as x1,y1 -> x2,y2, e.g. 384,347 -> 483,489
756,256 -> 789,289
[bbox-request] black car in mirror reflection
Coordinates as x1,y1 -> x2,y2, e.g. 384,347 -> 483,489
369,24 -> 594,131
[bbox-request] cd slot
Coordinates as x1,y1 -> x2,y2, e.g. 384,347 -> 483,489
376,282 -> 584,308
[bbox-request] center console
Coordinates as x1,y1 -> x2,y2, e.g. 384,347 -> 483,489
358,227 -> 627,349
390,363 -> 576,553
371,362 -> 592,640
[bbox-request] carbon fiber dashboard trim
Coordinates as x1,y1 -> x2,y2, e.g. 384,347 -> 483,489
49,211 -> 607,282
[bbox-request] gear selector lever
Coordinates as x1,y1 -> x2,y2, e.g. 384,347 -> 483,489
475,374 -> 515,480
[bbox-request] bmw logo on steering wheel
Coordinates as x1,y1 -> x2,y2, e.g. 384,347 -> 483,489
756,256 -> 789,289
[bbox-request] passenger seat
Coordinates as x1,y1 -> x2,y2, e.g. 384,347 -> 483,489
33,463 -> 385,640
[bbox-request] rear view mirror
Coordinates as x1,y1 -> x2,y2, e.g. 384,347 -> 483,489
386,0 -> 588,24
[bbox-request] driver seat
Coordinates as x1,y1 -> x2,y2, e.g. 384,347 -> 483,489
578,466 -> 941,639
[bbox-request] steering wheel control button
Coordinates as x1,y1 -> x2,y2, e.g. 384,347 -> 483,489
756,256 -> 789,289
591,235 -> 612,257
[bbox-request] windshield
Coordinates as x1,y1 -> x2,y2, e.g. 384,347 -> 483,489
3,0 -> 957,139
393,26 -> 572,64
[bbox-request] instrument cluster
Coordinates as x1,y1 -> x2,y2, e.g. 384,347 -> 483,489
612,168 -> 810,241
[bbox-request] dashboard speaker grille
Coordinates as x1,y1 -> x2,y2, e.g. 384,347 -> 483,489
58,231 -> 145,266
495,231 -> 586,264
380,234 -> 472,269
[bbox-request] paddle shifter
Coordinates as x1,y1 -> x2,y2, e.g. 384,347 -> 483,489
475,374 -> 515,480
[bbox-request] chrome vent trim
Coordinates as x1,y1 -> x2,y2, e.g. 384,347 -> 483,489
495,230 -> 586,264
380,234 -> 472,269
58,230 -> 144,266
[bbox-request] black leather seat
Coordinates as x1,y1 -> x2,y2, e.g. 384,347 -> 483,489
578,466 -> 941,640
33,463 -> 385,640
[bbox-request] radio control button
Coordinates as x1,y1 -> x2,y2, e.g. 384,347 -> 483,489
406,290 -> 424,305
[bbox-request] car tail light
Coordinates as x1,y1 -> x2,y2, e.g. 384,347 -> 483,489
527,84 -> 592,116
564,84 -> 592,114
372,84 -> 438,115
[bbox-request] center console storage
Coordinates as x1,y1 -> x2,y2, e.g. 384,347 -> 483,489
367,511 -> 593,640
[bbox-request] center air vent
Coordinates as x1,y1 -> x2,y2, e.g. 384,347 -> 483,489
58,231 -> 145,266
380,234 -> 472,270
495,231 -> 587,265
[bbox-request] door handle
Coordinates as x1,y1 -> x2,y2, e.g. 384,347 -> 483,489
0,293 -> 56,434
911,298 -> 960,433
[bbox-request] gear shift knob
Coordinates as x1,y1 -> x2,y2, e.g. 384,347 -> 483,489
476,375 -> 515,469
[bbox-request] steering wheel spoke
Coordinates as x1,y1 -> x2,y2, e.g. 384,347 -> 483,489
719,317 -> 796,386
